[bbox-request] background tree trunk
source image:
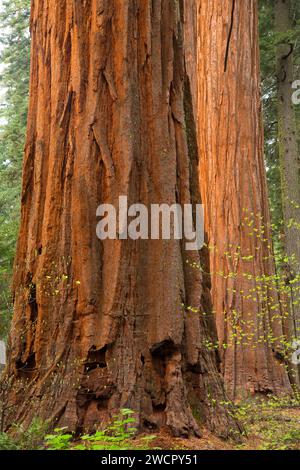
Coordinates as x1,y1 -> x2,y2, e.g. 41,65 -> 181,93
2,0 -> 240,438
197,0 -> 291,398
275,0 -> 300,387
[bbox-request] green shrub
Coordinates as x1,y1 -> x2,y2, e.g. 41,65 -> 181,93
45,409 -> 157,451
0,418 -> 48,450
0,432 -> 19,450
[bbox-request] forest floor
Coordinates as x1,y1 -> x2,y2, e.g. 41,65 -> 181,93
137,399 -> 300,450
1,397 -> 300,450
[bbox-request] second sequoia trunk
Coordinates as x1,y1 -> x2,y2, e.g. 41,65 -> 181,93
275,0 -> 300,387
197,0 -> 291,398
2,0 -> 239,437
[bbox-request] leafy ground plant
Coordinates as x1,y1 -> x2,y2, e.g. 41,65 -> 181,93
45,409 -> 157,451
0,418 -> 48,450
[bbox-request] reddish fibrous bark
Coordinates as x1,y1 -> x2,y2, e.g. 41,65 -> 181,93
2,0 -> 240,438
197,0 -> 292,398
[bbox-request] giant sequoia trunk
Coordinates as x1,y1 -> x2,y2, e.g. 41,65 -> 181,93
2,0 -> 240,438
275,0 -> 300,386
197,0 -> 291,398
